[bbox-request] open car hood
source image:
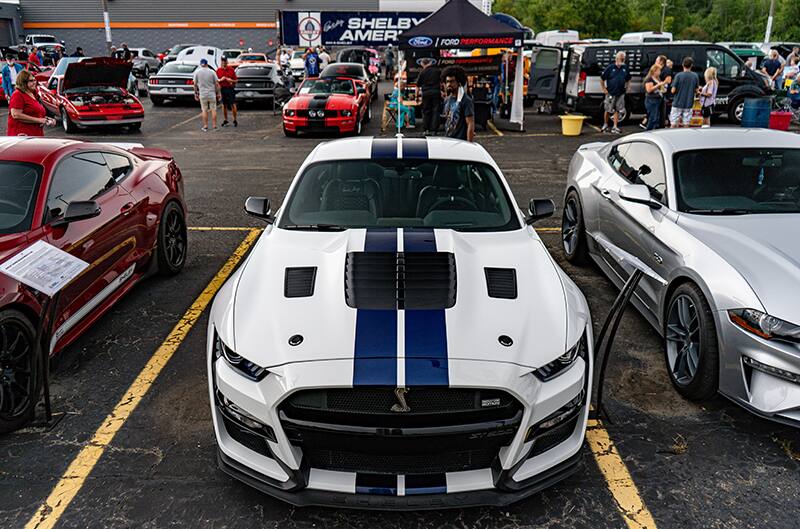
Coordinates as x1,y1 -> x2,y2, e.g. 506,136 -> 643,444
63,58 -> 132,91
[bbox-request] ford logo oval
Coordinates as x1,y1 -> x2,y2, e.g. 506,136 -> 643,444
409,36 -> 433,48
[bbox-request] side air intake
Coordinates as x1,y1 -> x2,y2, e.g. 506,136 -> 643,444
484,268 -> 517,299
284,267 -> 317,298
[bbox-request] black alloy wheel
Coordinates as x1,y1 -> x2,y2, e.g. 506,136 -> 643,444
561,190 -> 589,265
156,202 -> 187,275
0,310 -> 39,434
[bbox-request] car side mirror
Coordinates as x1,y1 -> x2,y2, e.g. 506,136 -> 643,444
52,200 -> 101,227
638,164 -> 652,176
357,86 -> 366,95
526,198 -> 555,225
244,196 -> 274,223
619,184 -> 662,210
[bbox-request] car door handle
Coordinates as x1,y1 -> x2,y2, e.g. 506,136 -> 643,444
120,202 -> 135,215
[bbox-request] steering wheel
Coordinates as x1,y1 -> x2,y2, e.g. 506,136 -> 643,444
427,195 -> 480,214
0,199 -> 26,214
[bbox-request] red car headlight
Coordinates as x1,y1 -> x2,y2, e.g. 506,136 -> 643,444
341,109 -> 352,117
284,109 -> 295,117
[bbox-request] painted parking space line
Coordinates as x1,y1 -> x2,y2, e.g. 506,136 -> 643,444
586,417 -> 658,529
487,121 -> 505,136
24,229 -> 261,529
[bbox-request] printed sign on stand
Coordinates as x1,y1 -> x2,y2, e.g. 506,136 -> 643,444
0,240 -> 89,297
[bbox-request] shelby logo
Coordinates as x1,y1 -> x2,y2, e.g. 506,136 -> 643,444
390,387 -> 411,412
409,36 -> 433,48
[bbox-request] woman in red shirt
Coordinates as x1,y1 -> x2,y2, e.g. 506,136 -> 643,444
7,69 -> 55,136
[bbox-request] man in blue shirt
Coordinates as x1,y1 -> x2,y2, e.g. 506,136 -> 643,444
1,55 -> 24,101
761,49 -> 783,89
304,48 -> 320,78
600,51 -> 631,133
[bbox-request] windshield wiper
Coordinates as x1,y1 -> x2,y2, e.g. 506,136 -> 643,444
684,208 -> 754,215
281,224 -> 348,231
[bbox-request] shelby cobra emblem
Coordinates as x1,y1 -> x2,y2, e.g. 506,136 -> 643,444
390,387 -> 410,413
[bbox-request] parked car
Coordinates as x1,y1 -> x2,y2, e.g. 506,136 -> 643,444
207,136 -> 592,508
289,49 -> 306,79
282,77 -> 370,136
0,137 -> 187,433
222,49 -> 244,62
234,63 -> 281,105
37,57 -> 144,133
562,128 -> 800,426
24,34 -> 64,52
162,44 -> 199,64
319,62 -> 378,102
534,29 -> 580,48
559,42 -> 772,123
147,61 -> 200,106
177,46 -> 223,68
128,48 -> 162,78
619,31 -> 673,44
235,52 -> 269,66
335,46 -> 381,76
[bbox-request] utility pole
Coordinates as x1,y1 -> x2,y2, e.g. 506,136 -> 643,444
764,0 -> 776,44
101,0 -> 113,55
660,0 -> 668,33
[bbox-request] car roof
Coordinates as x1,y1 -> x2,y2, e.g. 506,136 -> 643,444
306,137 -> 493,165
622,128 -> 800,153
0,137 -> 82,164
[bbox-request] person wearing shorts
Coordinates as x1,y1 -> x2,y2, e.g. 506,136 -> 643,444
600,51 -> 630,133
193,58 -> 221,131
216,56 -> 238,127
670,57 -> 699,128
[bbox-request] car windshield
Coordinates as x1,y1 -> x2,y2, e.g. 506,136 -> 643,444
278,159 -> 519,231
169,45 -> 196,56
239,54 -> 264,62
0,162 -> 41,235
299,79 -> 354,95
674,148 -> 800,214
34,36 -> 57,44
322,64 -> 364,79
223,50 -> 241,59
237,66 -> 273,76
160,62 -> 198,74
292,51 -> 305,59
52,57 -> 82,77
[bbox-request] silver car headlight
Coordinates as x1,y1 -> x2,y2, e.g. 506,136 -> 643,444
213,332 -> 269,381
532,330 -> 588,382
729,309 -> 800,343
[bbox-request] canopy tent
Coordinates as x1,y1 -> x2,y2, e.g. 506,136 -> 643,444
397,0 -> 526,130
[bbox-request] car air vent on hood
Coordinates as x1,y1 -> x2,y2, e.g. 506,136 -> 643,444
284,267 -> 317,298
484,268 -> 517,299
345,252 -> 456,310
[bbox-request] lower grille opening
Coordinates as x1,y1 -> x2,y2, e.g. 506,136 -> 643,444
221,414 -> 273,458
529,415 -> 579,458
306,448 -> 498,475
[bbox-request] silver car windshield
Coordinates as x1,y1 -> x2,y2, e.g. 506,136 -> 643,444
279,159 -> 519,231
674,148 -> 800,214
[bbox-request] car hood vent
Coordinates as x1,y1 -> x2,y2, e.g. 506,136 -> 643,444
484,268 -> 517,299
345,252 -> 456,310
284,267 -> 317,298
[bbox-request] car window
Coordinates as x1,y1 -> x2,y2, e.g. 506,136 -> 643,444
299,79 -> 355,95
103,153 -> 133,181
617,142 -> 667,204
48,77 -> 58,90
160,62 -> 197,74
707,49 -> 740,78
47,152 -> 115,219
0,162 -> 42,235
143,50 -> 153,58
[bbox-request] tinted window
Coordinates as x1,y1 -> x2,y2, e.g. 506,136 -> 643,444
47,153 -> 115,218
706,49 -> 740,78
299,79 -> 354,95
237,66 -> 273,77
160,62 -> 197,74
103,153 -> 132,181
321,64 -> 365,79
621,142 -> 667,204
0,162 -> 42,235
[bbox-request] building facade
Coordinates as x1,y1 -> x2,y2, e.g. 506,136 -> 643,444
18,0 -> 487,55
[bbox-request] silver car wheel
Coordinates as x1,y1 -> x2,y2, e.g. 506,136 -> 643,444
562,198 -> 580,255
666,294 -> 701,386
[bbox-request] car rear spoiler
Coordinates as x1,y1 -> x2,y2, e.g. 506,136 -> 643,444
98,142 -> 174,161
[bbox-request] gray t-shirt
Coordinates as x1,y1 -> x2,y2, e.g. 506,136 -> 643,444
671,70 -> 699,109
193,66 -> 218,100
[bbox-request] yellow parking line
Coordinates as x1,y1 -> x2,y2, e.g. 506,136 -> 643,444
24,229 -> 261,529
586,417 -> 658,529
487,121 -> 505,136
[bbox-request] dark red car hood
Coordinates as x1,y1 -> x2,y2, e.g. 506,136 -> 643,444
63,58 -> 132,91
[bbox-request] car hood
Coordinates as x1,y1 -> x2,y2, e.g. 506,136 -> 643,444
678,213 -> 800,321
63,58 -> 132,90
287,93 -> 355,109
228,228 -> 571,370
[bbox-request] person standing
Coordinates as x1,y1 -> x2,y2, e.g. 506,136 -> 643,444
280,48 -> 290,70
384,45 -> 395,81
318,47 -> 331,70
193,58 -> 221,132
120,43 -> 133,62
762,50 -> 783,89
216,56 -> 238,127
7,70 -> 56,136
70,47 -> 85,58
442,66 -> 475,142
303,48 -> 320,78
2,55 -> 24,101
670,57 -> 699,128
417,58 -> 442,135
643,64 -> 666,131
27,47 -> 41,67
699,67 -> 718,127
786,46 -> 800,66
600,51 -> 630,133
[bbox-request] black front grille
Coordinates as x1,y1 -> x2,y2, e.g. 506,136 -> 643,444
345,252 -> 456,310
280,388 -> 522,475
221,415 -> 272,457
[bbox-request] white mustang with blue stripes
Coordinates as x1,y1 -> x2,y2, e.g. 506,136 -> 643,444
207,136 -> 593,509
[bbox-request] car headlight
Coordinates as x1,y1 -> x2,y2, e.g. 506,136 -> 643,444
729,309 -> 800,343
341,109 -> 352,117
213,332 -> 269,381
532,330 -> 588,382
308,109 -> 317,118
284,109 -> 295,117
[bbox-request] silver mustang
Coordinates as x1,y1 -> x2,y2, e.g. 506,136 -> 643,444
562,128 -> 800,426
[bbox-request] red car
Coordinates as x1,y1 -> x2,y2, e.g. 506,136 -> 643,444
282,77 -> 370,137
37,57 -> 144,133
0,138 -> 187,433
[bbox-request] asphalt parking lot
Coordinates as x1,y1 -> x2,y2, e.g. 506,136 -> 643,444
1,91 -> 799,529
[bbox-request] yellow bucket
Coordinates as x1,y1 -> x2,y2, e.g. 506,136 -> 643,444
560,115 -> 586,136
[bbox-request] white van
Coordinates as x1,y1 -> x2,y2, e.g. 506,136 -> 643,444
619,31 -> 673,43
176,46 -> 223,68
534,29 -> 580,48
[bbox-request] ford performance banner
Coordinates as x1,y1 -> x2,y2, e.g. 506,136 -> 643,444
280,11 -> 429,47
